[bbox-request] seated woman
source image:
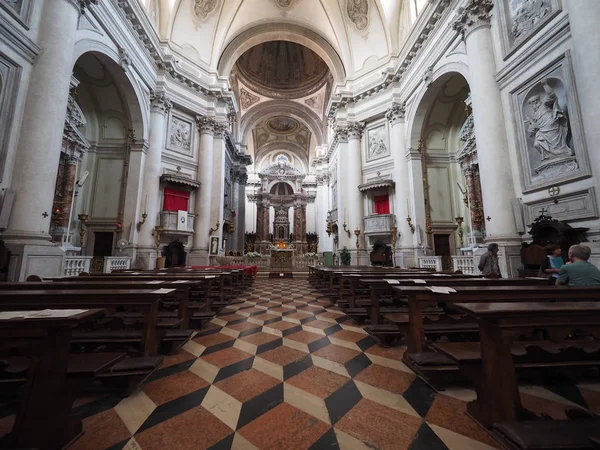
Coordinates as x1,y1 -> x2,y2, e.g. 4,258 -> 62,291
538,244 -> 563,284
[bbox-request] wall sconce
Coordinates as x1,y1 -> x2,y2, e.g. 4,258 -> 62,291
115,220 -> 123,234
406,216 -> 415,234
136,212 -> 147,232
342,222 -> 351,237
137,194 -> 148,232
354,228 -> 361,250
209,220 -> 220,236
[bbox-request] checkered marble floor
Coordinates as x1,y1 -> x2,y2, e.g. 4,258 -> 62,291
4,279 -> 600,450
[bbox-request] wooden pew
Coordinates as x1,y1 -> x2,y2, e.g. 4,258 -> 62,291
393,285 -> 600,388
0,309 -> 104,450
362,278 -> 548,343
0,289 -> 178,356
0,280 -> 202,330
432,301 -> 600,429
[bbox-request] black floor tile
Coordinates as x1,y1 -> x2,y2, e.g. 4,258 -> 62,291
207,432 -> 235,450
309,427 -> 340,449
356,335 -> 377,352
308,336 -> 332,353
214,356 -> 255,383
408,423 -> 449,450
201,339 -> 236,356
344,352 -> 372,378
325,380 -> 363,425
71,394 -> 122,420
236,383 -> 284,429
403,378 -> 437,417
136,386 -> 209,433
283,354 -> 314,380
256,338 -> 283,355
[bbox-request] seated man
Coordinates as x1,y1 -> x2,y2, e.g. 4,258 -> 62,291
556,244 -> 600,286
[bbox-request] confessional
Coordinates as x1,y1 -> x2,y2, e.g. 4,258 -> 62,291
519,214 -> 588,277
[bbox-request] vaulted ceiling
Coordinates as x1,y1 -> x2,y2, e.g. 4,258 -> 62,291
141,0 -> 428,78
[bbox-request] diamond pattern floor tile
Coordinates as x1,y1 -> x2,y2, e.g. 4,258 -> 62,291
4,278 -> 591,450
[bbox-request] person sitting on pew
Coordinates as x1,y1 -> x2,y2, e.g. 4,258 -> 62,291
538,244 -> 564,284
478,243 -> 502,278
556,244 -> 600,286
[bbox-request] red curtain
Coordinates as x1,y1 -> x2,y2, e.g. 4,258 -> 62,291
374,195 -> 390,214
163,188 -> 189,212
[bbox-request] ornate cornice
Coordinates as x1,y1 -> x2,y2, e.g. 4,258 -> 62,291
386,102 -> 406,125
149,91 -> 172,115
347,122 -> 366,140
66,0 -> 99,14
452,0 -> 494,39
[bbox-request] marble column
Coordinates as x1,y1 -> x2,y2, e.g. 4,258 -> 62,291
345,123 -> 366,250
386,102 -> 414,249
232,173 -> 247,252
4,0 -> 90,242
565,1 -> 600,198
191,117 -> 216,260
137,92 -> 171,256
316,177 -> 333,252
256,202 -> 264,242
453,0 -> 519,242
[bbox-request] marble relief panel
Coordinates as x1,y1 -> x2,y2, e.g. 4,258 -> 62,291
166,113 -> 193,156
496,0 -> 561,58
0,0 -> 33,27
511,52 -> 591,193
366,124 -> 389,162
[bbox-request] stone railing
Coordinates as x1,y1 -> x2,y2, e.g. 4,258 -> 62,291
103,256 -> 132,273
292,256 -> 323,268
418,256 -> 443,271
364,214 -> 396,236
63,256 -> 93,277
159,211 -> 195,234
216,256 -> 271,269
451,255 -> 477,274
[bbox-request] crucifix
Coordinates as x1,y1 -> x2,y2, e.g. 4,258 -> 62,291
539,207 -> 548,216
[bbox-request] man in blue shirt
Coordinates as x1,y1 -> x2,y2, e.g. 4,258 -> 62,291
556,245 -> 600,286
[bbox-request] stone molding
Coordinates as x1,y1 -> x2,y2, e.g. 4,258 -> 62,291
452,0 -> 493,40
149,91 -> 172,115
347,122 -> 366,140
195,116 -> 218,136
385,102 -> 406,125
66,0 -> 99,14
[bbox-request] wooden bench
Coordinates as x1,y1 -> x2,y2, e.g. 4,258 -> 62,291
437,301 -> 600,428
0,309 -> 104,450
0,289 -> 179,356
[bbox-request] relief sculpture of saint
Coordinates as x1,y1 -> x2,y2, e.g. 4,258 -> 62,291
524,79 -> 573,163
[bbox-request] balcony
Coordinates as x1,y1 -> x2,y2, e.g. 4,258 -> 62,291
159,211 -> 196,235
363,214 -> 396,237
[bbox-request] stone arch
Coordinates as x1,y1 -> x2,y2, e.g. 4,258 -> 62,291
241,100 -> 325,147
73,40 -> 147,141
255,142 -> 309,172
266,179 -> 296,194
406,63 -> 470,150
217,22 -> 346,85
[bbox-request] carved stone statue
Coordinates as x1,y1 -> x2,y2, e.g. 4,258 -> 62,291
525,79 -> 573,162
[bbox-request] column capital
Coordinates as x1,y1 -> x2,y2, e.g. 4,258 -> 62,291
149,91 -> 172,115
452,0 -> 493,39
334,126 -> 349,144
347,122 -> 366,140
66,0 -> 99,14
195,116 -> 218,135
386,102 -> 406,125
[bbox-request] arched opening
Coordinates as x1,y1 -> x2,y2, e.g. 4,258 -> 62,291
409,72 -> 483,269
52,51 -> 144,266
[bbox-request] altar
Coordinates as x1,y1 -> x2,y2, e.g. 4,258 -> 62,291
270,249 -> 294,270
